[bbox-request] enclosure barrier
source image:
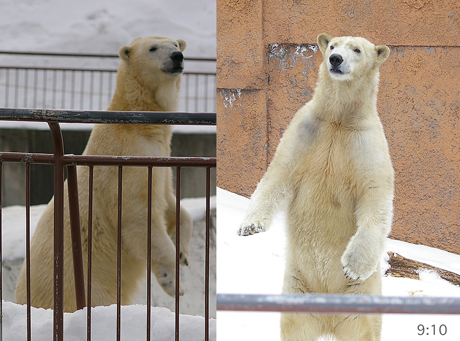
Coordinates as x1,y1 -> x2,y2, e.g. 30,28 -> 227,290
217,293 -> 460,314
0,51 -> 216,113
0,108 -> 216,341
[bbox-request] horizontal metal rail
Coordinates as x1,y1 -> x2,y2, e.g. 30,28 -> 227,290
0,50 -> 216,62
0,66 -> 216,76
217,293 -> 460,315
0,108 -> 216,125
0,152 -> 214,167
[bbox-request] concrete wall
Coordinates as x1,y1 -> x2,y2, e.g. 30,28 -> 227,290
217,0 -> 460,254
0,128 -> 216,206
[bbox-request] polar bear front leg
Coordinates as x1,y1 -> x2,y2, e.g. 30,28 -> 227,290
237,121 -> 299,237
237,166 -> 290,236
160,165 -> 193,267
165,192 -> 193,266
148,222 -> 186,297
342,188 -> 393,280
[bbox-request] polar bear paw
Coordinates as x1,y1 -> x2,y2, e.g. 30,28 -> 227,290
237,223 -> 266,236
159,273 -> 185,297
341,247 -> 377,281
179,251 -> 189,266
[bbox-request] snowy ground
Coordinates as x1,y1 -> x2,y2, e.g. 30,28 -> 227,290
2,196 -> 216,340
217,188 -> 460,341
3,301 -> 215,341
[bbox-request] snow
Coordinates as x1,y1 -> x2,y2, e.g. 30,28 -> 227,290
3,301 -> 215,341
216,187 -> 460,341
2,196 -> 216,340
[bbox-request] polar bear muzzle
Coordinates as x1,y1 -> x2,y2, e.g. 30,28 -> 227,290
329,54 -> 344,74
162,51 -> 184,74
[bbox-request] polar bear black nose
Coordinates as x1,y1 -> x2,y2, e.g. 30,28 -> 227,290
171,51 -> 184,63
329,54 -> 343,67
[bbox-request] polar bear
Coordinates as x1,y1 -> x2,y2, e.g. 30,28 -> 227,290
238,34 -> 394,340
15,36 -> 193,312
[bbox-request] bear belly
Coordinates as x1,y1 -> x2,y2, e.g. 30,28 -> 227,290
285,168 -> 358,292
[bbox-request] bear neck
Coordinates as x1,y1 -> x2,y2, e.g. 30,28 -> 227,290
108,66 -> 181,112
312,64 -> 381,125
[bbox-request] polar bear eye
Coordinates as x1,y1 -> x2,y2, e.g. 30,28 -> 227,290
330,45 -> 334,50
354,48 -> 361,54
149,46 -> 158,52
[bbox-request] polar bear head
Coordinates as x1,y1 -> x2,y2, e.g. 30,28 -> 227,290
113,36 -> 187,111
317,33 -> 390,82
119,36 -> 186,87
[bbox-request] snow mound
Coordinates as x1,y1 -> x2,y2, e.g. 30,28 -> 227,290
3,301 -> 216,341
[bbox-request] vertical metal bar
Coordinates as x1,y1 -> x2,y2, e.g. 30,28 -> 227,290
108,72 -> 113,105
4,69 -> 9,107
204,75 -> 208,112
48,122 -> 65,341
195,74 -> 199,112
71,71 -> 75,109
98,72 -> 103,110
67,165 -> 86,310
0,163 -> 2,341
146,166 -> 153,341
43,70 -> 47,108
87,165 -> 94,341
52,70 -> 57,109
33,69 -> 38,108
14,69 -> 19,108
175,167 -> 181,341
62,71 -> 66,109
80,72 -> 85,110
117,166 -> 123,341
205,167 -> 211,341
24,70 -> 29,108
26,162 -> 31,341
185,75 -> 189,112
89,71 -> 94,110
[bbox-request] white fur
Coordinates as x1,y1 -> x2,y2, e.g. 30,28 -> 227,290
238,34 -> 393,341
15,36 -> 193,312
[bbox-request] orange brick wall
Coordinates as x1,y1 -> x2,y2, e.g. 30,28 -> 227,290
217,0 -> 460,255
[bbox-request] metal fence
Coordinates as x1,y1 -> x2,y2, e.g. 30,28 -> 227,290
0,51 -> 216,113
217,293 -> 460,314
0,108 -> 216,341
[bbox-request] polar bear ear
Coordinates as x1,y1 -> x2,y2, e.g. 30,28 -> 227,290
317,33 -> 332,54
119,46 -> 132,62
177,39 -> 186,52
375,45 -> 390,64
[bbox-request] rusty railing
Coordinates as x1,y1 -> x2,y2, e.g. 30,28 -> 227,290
0,108 -> 216,341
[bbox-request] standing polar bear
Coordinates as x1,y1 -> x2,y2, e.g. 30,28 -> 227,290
15,36 -> 193,312
238,34 -> 394,340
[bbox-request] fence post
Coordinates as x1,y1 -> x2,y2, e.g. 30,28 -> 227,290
48,122 -> 65,341
67,164 -> 86,310
175,167 -> 181,341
